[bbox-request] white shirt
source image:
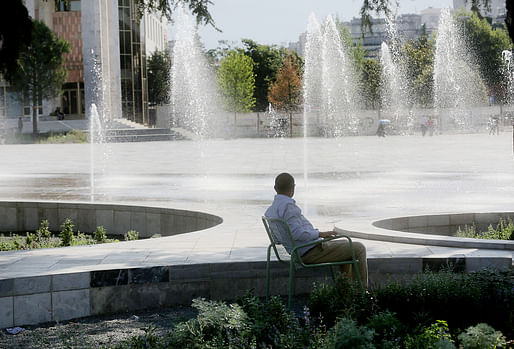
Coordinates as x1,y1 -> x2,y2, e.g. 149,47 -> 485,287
264,194 -> 321,256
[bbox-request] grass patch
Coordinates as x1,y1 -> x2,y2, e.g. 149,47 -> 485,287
0,219 -> 141,251
456,217 -> 514,240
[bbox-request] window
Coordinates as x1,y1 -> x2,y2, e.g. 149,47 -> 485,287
56,0 -> 81,12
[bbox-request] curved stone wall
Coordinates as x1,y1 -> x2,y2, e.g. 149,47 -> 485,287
0,201 -> 223,238
373,212 -> 514,236
335,212 -> 514,250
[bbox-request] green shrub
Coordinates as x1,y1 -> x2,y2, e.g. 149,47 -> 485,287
94,226 -> 107,243
367,311 -> 404,348
458,323 -> 507,349
168,298 -> 251,348
404,320 -> 456,349
374,269 -> 514,338
457,217 -> 514,240
125,230 -> 139,241
237,291 -> 326,348
59,218 -> 75,246
35,219 -> 52,241
309,274 -> 376,326
322,317 -> 375,349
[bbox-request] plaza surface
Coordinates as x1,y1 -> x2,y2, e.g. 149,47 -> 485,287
0,131 -> 513,326
1,131 -> 513,273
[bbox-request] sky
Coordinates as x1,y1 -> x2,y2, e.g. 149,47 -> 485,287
169,0 -> 455,50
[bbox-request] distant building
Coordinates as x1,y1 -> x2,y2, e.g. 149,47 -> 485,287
454,0 -> 505,18
287,7 -> 448,59
0,0 -> 167,126
345,14 -> 424,58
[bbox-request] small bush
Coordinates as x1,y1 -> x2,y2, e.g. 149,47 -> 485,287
94,226 -> 107,243
457,217 -> 514,240
374,269 -> 514,338
168,298 -> 251,348
458,323 -> 507,349
35,219 -> 52,241
125,230 -> 139,241
322,317 -> 375,349
59,218 -> 75,246
309,274 -> 376,326
367,311 -> 404,348
404,320 -> 456,349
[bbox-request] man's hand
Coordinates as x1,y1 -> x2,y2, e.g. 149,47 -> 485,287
319,230 -> 337,238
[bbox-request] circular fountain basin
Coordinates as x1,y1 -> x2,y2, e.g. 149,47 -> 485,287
334,212 -> 514,250
0,201 -> 222,238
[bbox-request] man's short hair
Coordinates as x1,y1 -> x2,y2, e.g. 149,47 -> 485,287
274,173 -> 294,194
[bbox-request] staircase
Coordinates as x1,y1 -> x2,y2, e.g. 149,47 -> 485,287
102,127 -> 186,143
97,119 -> 184,142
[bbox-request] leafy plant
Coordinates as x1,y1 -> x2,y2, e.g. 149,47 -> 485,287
168,298 -> 251,348
309,274 -> 376,326
35,219 -> 52,241
59,218 -> 75,246
94,226 -> 107,243
367,311 -> 404,348
458,323 -> 507,349
374,269 -> 514,338
322,317 -> 375,349
456,217 -> 514,240
404,320 -> 456,349
125,230 -> 139,241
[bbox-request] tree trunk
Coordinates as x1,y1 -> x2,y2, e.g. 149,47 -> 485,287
32,92 -> 38,136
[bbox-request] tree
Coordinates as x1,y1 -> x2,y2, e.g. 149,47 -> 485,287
0,0 -> 32,80
402,35 -> 435,107
241,39 -> 290,111
217,51 -> 256,122
268,55 -> 303,137
360,58 -> 382,109
9,20 -> 70,135
461,11 -> 513,100
147,49 -> 172,105
134,0 -> 217,29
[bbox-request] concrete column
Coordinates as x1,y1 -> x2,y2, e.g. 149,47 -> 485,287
81,0 -> 122,121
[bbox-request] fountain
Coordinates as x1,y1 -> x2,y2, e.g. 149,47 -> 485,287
322,15 -> 360,137
502,50 -> 514,104
170,4 -> 222,139
380,14 -> 413,134
433,8 -> 487,132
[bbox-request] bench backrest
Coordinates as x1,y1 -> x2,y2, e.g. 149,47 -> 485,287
262,216 -> 298,258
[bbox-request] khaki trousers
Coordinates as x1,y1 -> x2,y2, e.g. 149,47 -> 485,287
301,240 -> 368,289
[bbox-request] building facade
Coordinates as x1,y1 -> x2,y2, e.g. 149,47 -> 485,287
1,0 -> 167,126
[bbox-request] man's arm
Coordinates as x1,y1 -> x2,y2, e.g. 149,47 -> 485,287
319,230 -> 337,238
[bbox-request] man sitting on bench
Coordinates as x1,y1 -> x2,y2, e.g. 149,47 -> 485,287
264,172 -> 368,288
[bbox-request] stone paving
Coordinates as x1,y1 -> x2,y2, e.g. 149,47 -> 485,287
0,130 -> 513,326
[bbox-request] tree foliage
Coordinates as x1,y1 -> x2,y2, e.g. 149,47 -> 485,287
9,21 -> 70,134
147,49 -> 172,105
217,51 -> 256,114
402,35 -> 435,107
241,39 -> 290,111
0,0 -> 32,80
360,58 -> 382,109
268,54 -> 303,113
461,11 -> 513,98
133,0 -> 218,30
